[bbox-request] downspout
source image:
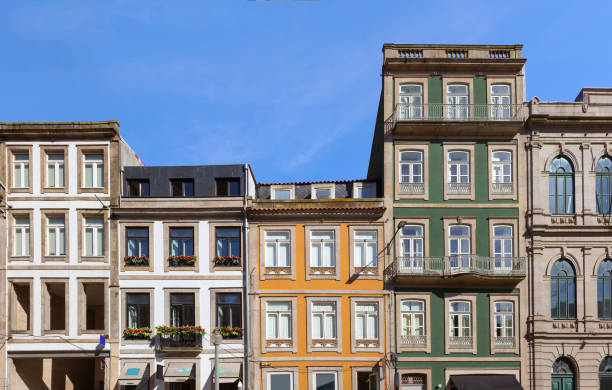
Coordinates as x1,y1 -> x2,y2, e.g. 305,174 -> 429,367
242,164 -> 250,390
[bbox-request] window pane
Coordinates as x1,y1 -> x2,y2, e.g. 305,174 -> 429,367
267,302 -> 290,311
492,85 -> 510,95
270,373 -> 291,390
85,165 -> 93,187
96,164 -> 103,187
274,189 -> 291,199
265,243 -> 276,267
315,373 -> 335,390
401,151 -> 422,162
279,243 -> 290,266
312,314 -> 322,338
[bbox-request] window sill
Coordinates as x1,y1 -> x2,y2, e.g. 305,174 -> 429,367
219,336 -> 244,345
212,265 -> 242,272
79,330 -> 107,335
310,339 -> 339,351
167,265 -> 197,272
8,256 -> 33,262
79,256 -> 107,262
265,339 -> 294,349
123,265 -> 152,271
122,337 -> 154,345
42,256 -> 68,262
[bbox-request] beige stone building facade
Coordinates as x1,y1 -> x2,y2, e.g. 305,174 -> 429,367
526,88 -> 612,390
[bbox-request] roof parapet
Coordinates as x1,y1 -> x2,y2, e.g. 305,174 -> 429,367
382,43 -> 523,61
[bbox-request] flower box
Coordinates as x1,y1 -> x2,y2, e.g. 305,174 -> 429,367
168,255 -> 197,267
124,256 -> 149,266
213,256 -> 241,267
215,326 -> 244,338
123,327 -> 153,339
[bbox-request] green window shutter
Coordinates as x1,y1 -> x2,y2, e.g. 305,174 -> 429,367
474,76 -> 487,119
428,76 -> 442,119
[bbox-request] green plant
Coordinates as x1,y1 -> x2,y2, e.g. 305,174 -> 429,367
124,256 -> 149,266
168,255 -> 197,266
213,255 -> 241,266
123,327 -> 153,338
215,326 -> 244,337
155,325 -> 205,336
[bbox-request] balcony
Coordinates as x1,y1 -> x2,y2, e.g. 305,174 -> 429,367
389,256 -> 526,286
492,182 -> 513,195
448,182 -> 471,195
449,336 -> 473,349
494,336 -> 515,349
399,182 -> 425,195
157,334 -> 202,352
388,103 -> 525,137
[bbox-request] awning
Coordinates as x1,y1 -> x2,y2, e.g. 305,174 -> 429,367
118,362 -> 149,386
214,362 -> 242,383
164,363 -> 195,383
449,374 -> 523,390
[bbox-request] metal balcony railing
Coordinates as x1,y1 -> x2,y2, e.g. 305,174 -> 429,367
391,256 -> 526,279
393,103 -> 524,123
492,182 -> 513,194
448,182 -> 471,195
399,182 -> 425,195
494,336 -> 515,348
158,333 -> 202,350
449,336 -> 473,348
401,335 -> 426,346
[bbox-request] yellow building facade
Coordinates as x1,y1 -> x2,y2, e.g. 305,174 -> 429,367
247,181 -> 387,390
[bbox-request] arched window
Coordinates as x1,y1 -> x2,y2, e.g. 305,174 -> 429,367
449,225 -> 470,269
399,84 -> 423,119
401,300 -> 425,345
400,225 -> 424,271
598,259 -> 612,319
596,156 -> 612,214
549,157 -> 574,214
599,356 -> 612,389
551,259 -> 576,319
552,357 -> 575,390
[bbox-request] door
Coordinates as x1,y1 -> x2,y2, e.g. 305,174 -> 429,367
552,375 -> 574,390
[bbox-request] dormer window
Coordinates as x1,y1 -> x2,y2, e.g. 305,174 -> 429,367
127,179 -> 150,197
353,182 -> 376,198
216,178 -> 240,196
271,186 -> 294,200
311,185 -> 335,199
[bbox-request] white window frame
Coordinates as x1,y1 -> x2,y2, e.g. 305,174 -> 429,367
447,151 -> 470,184
445,294 -> 477,354
266,302 -> 292,340
47,153 -> 65,188
494,301 -> 514,339
448,225 -> 471,269
47,216 -> 66,256
84,216 -> 104,257
311,184 -> 335,199
271,185 -> 294,200
492,151 -> 512,184
353,182 -> 376,198
311,302 -> 337,340
264,230 -> 291,268
401,300 -> 425,338
13,216 -> 30,257
355,302 -> 379,341
400,151 -> 424,184
446,83 -> 470,119
400,225 -> 424,271
83,153 -> 104,188
489,294 -> 519,354
493,225 -> 513,270
490,84 -> 511,119
399,83 -> 424,119
13,153 -> 30,188
449,300 -> 472,339
309,230 -> 336,267
353,230 -> 378,268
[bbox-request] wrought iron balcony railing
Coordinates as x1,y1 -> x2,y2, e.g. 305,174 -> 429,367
448,182 -> 471,195
158,333 -> 202,350
492,182 -> 513,194
494,336 -> 515,348
393,103 -> 524,123
391,255 -> 526,279
449,336 -> 473,348
399,182 -> 425,195
400,335 -> 426,346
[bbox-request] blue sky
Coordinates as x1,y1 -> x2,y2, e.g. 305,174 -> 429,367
1,0 -> 610,183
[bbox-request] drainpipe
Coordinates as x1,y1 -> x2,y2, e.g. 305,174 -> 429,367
242,164 -> 250,390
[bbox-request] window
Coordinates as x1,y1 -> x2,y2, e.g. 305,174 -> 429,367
494,301 -> 514,347
46,153 -> 65,188
10,282 -> 31,332
491,84 -> 511,119
599,356 -> 612,390
549,156 -> 574,214
552,358 -> 575,390
126,293 -> 150,329
170,293 -> 195,326
551,259 -> 576,319
354,231 -> 377,268
13,216 -> 30,257
399,83 -> 423,119
265,231 -> 290,267
216,227 -> 240,257
47,216 -> 66,256
216,293 -> 242,329
169,227 -> 194,257
493,225 -> 513,270
83,282 -> 105,331
268,372 -> 293,390
312,185 -> 334,199
272,187 -> 293,200
216,178 -> 240,196
400,225 -> 424,271
596,156 -> 612,214
492,151 -> 512,184
448,151 -> 470,186
43,282 -> 66,332
310,231 -> 335,267
126,180 -> 150,197
13,153 -> 29,188
355,303 -> 378,341
449,225 -> 470,268
400,151 -> 423,184
354,182 -> 377,198
449,301 -> 471,346
83,153 -> 104,188
170,179 -> 194,197
84,217 -> 104,257
126,227 -> 149,258
314,372 -> 337,390
598,259 -> 612,319
401,300 -> 425,343
400,374 -> 426,390
312,302 -> 336,341
266,302 -> 292,340
446,84 -> 469,119
356,372 -> 378,390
